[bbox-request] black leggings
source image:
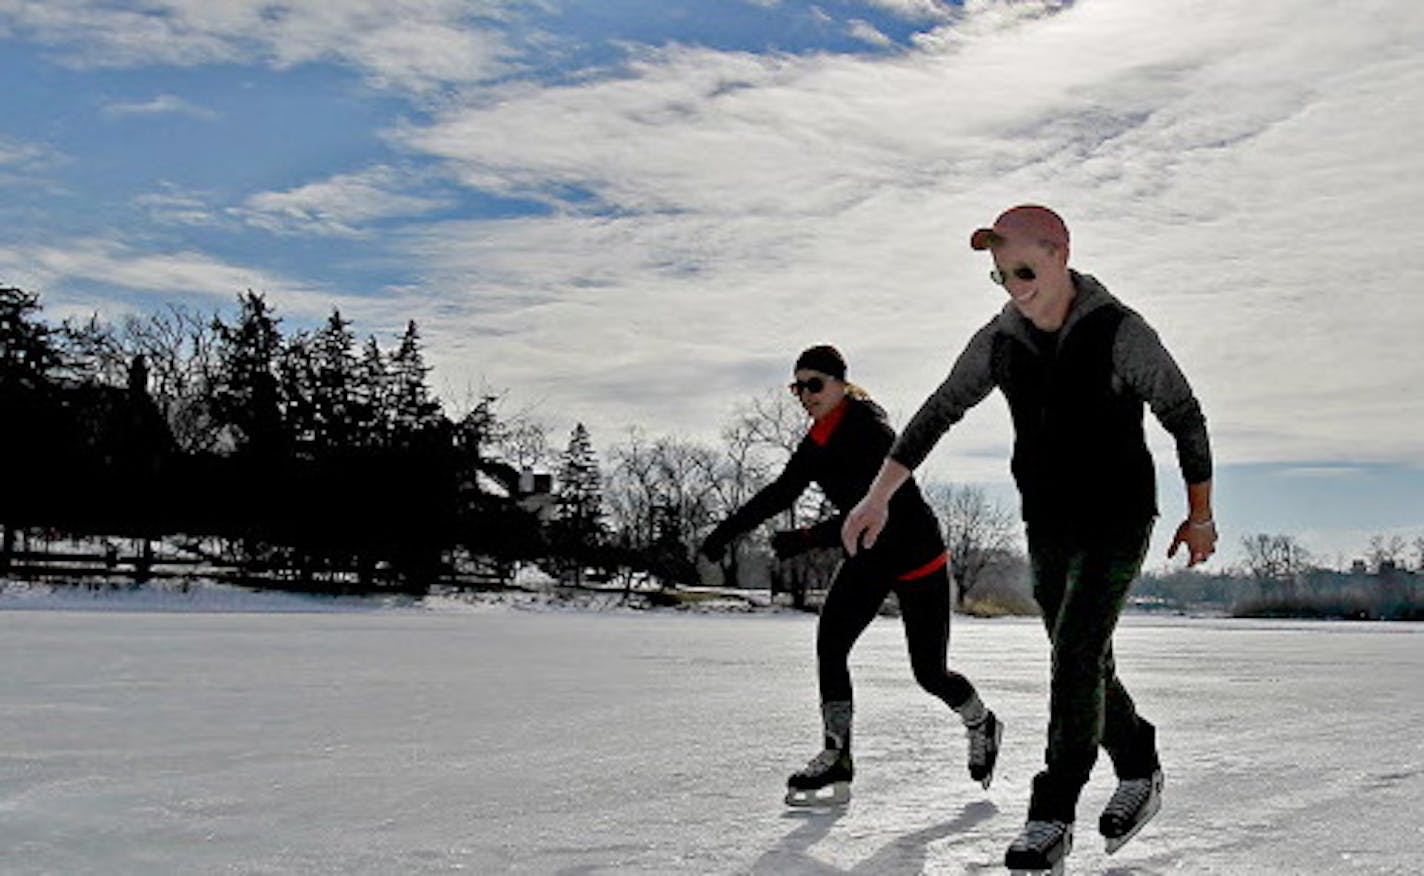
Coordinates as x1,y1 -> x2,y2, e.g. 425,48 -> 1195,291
816,557 -> 976,713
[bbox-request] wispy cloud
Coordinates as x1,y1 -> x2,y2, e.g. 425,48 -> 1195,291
100,94 -> 220,121
0,135 -> 59,185
858,0 -> 957,22
1276,466 -> 1366,480
0,0 -> 523,92
385,0 -> 1424,473
0,237 -> 334,316
4,0 -> 1422,486
0,136 -> 48,167
134,183 -> 222,227
846,19 -> 894,48
234,166 -> 452,237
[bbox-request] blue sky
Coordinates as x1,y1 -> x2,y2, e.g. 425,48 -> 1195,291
2,0 -> 1422,569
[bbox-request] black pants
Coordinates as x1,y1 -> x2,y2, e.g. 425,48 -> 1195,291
1026,519 -> 1160,822
816,556 -> 976,723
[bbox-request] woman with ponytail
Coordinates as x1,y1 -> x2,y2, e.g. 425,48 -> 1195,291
700,344 -> 1001,807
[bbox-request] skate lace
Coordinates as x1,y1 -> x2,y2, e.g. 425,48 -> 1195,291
795,748 -> 841,777
1104,777 -> 1153,820
1016,820 -> 1067,851
966,717 -> 992,764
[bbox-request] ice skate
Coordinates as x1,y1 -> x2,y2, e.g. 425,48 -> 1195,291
966,709 -> 1003,789
1099,768 -> 1163,854
1004,819 -> 1072,875
785,747 -> 853,807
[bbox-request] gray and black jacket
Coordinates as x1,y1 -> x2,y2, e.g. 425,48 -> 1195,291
890,270 -> 1212,528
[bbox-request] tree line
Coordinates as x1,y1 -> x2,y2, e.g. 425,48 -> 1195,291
3,284 -> 1417,618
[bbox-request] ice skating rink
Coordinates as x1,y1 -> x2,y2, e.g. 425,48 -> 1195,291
1,600 -> 1420,874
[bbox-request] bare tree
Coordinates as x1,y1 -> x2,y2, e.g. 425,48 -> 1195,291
687,416 -> 779,587
732,387 -> 804,456
1241,533 -> 1312,598
726,387 -> 824,527
497,417 -> 553,472
605,429 -> 721,588
58,304 -> 225,452
1367,533 -> 1407,572
445,385 -> 554,473
923,482 -> 1019,607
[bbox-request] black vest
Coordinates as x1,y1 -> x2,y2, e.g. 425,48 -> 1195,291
992,304 -> 1157,528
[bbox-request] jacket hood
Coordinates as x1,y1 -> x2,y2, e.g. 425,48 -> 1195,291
996,269 -> 1125,348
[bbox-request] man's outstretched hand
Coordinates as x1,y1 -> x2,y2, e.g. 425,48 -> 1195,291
1168,518 -> 1217,567
841,498 -> 888,556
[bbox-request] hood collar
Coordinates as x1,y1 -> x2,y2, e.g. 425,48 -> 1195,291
998,269 -> 1119,348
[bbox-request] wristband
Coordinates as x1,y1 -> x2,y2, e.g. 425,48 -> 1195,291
1188,517 -> 1215,528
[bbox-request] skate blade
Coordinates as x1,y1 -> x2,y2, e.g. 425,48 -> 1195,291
977,720 -> 1005,790
784,781 -> 850,808
1104,791 -> 1161,855
1009,863 -> 1065,876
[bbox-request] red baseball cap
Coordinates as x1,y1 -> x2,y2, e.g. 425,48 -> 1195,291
969,204 -> 1070,251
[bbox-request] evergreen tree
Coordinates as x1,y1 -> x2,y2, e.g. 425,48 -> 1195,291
310,310 -> 359,452
387,320 -> 442,447
278,330 -> 318,454
553,423 -> 604,584
354,335 -> 389,448
211,291 -> 284,456
0,286 -> 63,389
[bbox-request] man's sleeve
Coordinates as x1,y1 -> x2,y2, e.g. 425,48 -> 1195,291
889,321 -> 999,471
1114,313 -> 1213,484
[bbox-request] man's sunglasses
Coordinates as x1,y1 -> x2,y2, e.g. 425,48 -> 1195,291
990,265 -> 1036,285
788,376 -> 829,395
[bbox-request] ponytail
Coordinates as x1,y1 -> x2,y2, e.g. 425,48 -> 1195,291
844,382 -> 871,401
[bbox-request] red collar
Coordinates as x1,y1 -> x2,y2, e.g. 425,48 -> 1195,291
809,398 -> 850,447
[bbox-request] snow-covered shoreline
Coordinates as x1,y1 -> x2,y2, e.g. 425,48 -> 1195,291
0,577 -> 799,616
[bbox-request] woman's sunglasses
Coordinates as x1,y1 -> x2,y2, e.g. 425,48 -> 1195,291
788,376 -> 829,396
990,265 -> 1036,285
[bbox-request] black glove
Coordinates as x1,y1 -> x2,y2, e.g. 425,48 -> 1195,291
771,529 -> 811,560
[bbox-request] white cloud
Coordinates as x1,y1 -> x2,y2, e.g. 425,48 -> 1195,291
857,0 -> 955,22
0,137 -> 48,167
234,166 -> 452,237
0,237 -> 341,319
5,0 -> 1423,489
846,19 -> 894,48
0,135 -> 60,187
134,183 -> 221,227
382,0 -> 1424,476
100,93 -> 220,121
0,0 -> 521,91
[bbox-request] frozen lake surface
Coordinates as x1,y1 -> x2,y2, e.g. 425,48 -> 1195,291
1,591 -> 1420,874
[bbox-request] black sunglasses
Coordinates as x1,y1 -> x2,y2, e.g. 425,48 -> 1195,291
990,265 -> 1036,285
788,376 -> 829,395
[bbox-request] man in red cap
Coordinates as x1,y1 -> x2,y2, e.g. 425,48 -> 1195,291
842,204 -> 1217,873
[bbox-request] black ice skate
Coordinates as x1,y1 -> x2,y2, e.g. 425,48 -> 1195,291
1004,819 -> 1072,875
1099,768 -> 1163,854
966,710 -> 1003,789
785,747 -> 853,807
